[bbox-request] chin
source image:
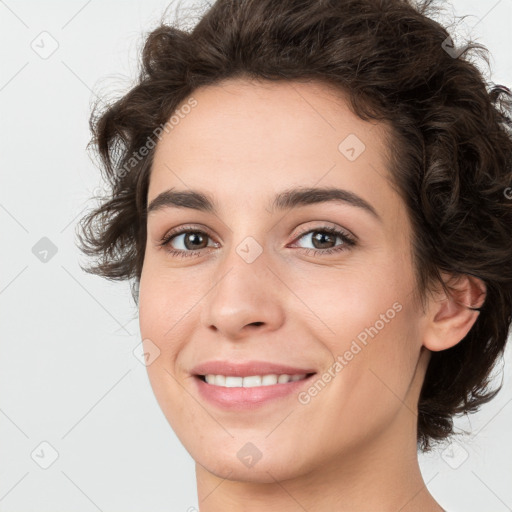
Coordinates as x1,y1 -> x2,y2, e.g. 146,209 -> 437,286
191,435 -> 316,484
200,456 -> 305,484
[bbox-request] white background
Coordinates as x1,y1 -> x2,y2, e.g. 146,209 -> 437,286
1,0 -> 511,511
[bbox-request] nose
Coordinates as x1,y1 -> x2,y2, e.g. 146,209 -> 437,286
199,242 -> 286,341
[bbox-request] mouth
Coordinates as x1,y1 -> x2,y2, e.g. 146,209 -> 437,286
195,372 -> 316,387
189,360 -> 318,409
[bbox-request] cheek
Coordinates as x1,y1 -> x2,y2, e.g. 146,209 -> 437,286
138,261 -> 209,387
138,267 -> 196,428
138,270 -> 166,349
293,256 -> 420,419
138,257 -> 189,342
293,254 -> 411,347
138,264 -> 191,391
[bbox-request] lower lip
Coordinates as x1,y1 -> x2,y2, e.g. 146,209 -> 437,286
193,375 -> 316,410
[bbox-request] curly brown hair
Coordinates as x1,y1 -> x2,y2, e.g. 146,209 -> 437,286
76,0 -> 512,452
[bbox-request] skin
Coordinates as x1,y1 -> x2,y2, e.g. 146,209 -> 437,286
138,78 -> 485,512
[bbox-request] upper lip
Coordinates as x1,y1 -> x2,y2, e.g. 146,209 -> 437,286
191,360 -> 317,377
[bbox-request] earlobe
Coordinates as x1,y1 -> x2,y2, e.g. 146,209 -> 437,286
422,273 -> 487,352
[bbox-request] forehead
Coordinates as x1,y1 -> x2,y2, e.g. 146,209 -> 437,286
149,78 -> 399,222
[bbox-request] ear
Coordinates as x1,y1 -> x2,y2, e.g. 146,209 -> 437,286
422,272 -> 486,352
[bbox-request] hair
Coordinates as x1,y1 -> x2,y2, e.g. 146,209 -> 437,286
76,0 -> 512,452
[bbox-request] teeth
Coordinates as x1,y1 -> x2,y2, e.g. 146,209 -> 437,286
204,373 -> 308,387
214,375 -> 225,386
225,376 -> 243,387
243,375 -> 262,387
262,374 -> 278,385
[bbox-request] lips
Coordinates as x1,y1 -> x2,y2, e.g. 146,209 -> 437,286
189,360 -> 318,409
190,360 -> 317,378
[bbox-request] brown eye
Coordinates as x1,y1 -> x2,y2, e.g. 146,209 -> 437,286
178,232 -> 209,250
291,226 -> 356,255
159,227 -> 218,258
308,231 -> 337,249
162,230 -> 212,250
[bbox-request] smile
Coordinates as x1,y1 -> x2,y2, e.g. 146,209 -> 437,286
200,373 -> 310,387
193,372 -> 317,410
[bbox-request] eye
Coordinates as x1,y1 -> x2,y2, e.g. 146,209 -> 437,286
290,225 -> 356,256
158,223 -> 357,258
158,225 -> 218,258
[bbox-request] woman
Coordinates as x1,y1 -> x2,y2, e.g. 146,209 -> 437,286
77,0 -> 512,510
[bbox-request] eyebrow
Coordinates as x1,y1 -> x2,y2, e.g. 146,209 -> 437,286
147,186 -> 381,222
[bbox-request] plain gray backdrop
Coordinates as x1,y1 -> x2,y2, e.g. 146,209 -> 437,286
1,0 -> 511,511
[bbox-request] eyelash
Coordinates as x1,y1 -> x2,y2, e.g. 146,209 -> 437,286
158,224 -> 356,259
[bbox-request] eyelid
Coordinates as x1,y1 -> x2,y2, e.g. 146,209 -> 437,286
158,221 -> 357,260
159,223 -> 219,243
291,221 -> 357,243
159,221 -> 355,246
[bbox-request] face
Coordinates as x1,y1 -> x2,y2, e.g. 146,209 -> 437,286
139,78 -> 428,483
